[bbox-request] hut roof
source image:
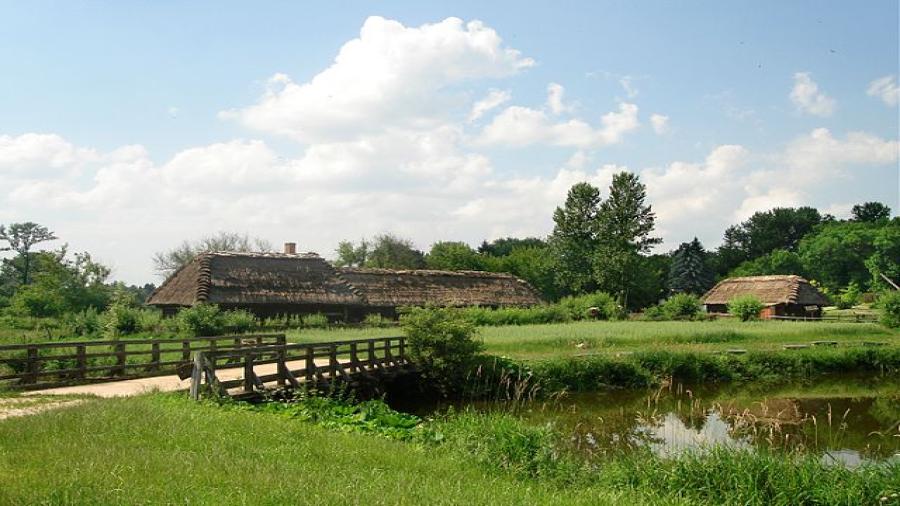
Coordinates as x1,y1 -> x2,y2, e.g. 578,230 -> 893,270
702,275 -> 829,307
147,252 -> 365,307
338,268 -> 544,307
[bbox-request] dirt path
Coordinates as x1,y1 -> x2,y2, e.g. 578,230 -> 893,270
0,397 -> 86,420
21,358 -> 325,398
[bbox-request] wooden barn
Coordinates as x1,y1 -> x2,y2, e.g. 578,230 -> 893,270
702,275 -> 829,318
338,267 -> 545,318
147,247 -> 543,320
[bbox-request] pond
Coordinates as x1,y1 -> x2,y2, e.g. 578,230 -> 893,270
409,375 -> 900,467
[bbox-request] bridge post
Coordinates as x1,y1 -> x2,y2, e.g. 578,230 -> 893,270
349,342 -> 359,373
305,346 -> 315,382
243,351 -> 255,394
190,352 -> 203,401
76,344 -> 86,380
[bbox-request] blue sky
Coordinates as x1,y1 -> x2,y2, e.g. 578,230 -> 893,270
0,1 -> 897,283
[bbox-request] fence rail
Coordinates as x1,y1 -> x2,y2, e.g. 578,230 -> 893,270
190,336 -> 409,400
0,334 -> 286,390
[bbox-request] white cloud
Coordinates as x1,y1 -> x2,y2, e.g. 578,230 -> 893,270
650,114 -> 670,134
478,101 -> 639,148
790,72 -> 835,117
867,75 -> 899,107
468,89 -> 511,122
223,16 -> 533,143
782,127 -> 899,177
619,76 -> 638,98
546,83 -> 573,115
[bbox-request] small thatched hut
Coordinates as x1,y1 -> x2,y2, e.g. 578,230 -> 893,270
146,251 -> 366,318
338,268 -> 544,317
147,247 -> 544,319
702,275 -> 829,318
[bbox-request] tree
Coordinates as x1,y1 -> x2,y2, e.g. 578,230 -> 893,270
864,219 -> 900,290
334,239 -> 369,267
0,222 -> 57,285
713,207 -> 822,275
798,221 -> 878,292
152,232 -> 272,277
593,172 -> 661,308
478,237 -> 546,257
425,242 -> 483,271
548,182 -> 602,295
851,202 -> 891,223
729,249 -> 805,278
7,247 -> 111,317
481,245 -> 563,301
668,238 -> 713,295
365,234 -> 426,269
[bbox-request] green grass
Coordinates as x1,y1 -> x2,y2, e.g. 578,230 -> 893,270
1,394 -> 896,505
0,394 -> 677,505
289,320 -> 899,360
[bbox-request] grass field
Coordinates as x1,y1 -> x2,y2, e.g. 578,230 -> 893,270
0,394 -> 677,506
288,320 -> 899,359
0,394 -> 896,505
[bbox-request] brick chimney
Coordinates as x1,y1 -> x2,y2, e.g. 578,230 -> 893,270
283,242 -> 297,255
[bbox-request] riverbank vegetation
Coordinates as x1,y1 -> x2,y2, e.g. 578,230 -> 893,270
0,394 -> 896,505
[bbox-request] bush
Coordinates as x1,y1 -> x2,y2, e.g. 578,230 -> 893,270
221,309 -> 256,333
727,295 -> 764,321
363,313 -> 393,328
101,300 -> 141,337
640,305 -> 666,321
878,291 -> 900,328
400,306 -> 483,396
135,308 -> 164,333
455,305 -> 570,326
835,282 -> 861,310
558,292 -> 618,320
65,308 -> 102,337
9,284 -> 66,318
660,293 -> 702,320
176,304 -> 224,336
301,313 -> 329,329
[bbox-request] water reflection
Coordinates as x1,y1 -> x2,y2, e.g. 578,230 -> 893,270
423,376 -> 900,466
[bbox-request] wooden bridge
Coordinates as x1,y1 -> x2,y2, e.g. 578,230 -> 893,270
0,335 -> 412,399
188,336 -> 412,400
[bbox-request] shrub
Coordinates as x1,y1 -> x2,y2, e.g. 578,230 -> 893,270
455,305 -> 570,326
101,298 -> 142,337
221,309 -> 256,333
135,308 -> 164,333
9,284 -> 65,318
400,306 -> 483,396
65,308 -> 102,337
660,293 -> 702,320
176,303 -> 224,336
640,305 -> 666,321
301,313 -> 329,329
878,290 -> 900,328
363,313 -> 392,328
558,292 -> 619,320
835,282 -> 861,310
727,295 -> 764,321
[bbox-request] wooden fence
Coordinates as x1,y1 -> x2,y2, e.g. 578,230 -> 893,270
0,334 -> 286,390
190,336 -> 409,400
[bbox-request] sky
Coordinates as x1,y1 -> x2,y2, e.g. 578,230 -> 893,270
0,1 -> 898,284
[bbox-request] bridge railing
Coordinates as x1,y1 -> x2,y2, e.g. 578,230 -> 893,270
190,336 -> 408,400
0,334 -> 286,390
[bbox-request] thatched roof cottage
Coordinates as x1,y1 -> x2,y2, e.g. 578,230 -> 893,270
339,267 -> 543,316
147,246 -> 543,319
702,275 -> 829,318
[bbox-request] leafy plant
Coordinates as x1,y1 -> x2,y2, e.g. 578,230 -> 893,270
400,306 -> 483,396
221,309 -> 256,333
835,282 -> 861,310
660,293 -> 702,320
878,290 -> 900,328
727,295 -> 764,321
176,303 -> 225,336
301,313 -> 329,329
558,291 -> 618,320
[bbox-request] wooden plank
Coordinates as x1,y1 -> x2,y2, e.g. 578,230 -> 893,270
113,342 -> 126,376
189,353 -> 203,400
151,342 -> 161,371
76,345 -> 86,380
25,346 -> 38,384
243,352 -> 255,393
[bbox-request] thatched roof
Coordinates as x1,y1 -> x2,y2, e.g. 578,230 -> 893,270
702,275 -> 828,306
147,252 -> 544,309
338,268 -> 544,307
147,252 -> 364,307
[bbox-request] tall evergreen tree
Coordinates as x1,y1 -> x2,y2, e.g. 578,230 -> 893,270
668,238 -> 713,295
548,182 -> 602,295
593,172 -> 661,308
